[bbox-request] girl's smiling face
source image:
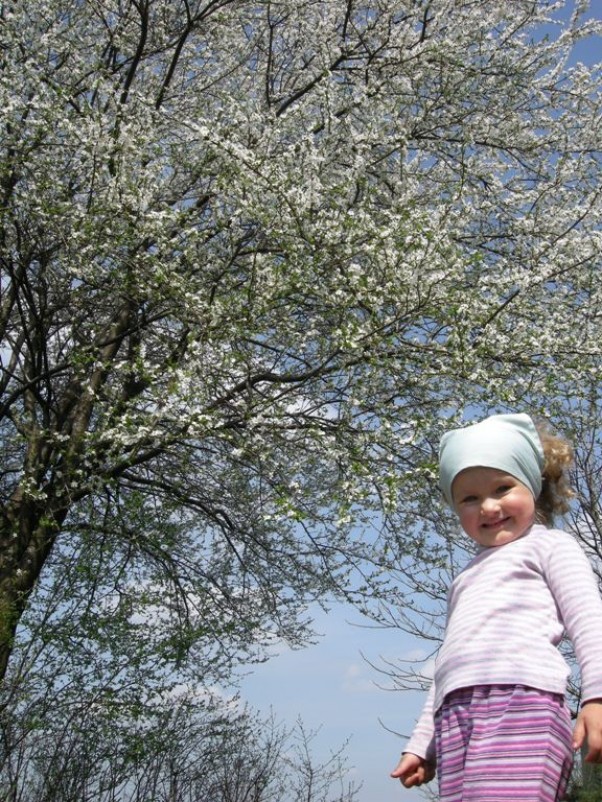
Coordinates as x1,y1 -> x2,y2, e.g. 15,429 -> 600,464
451,466 -> 536,548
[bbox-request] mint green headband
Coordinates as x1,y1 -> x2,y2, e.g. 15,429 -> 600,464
439,413 -> 544,505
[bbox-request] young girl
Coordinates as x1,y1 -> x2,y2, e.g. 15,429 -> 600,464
390,413 -> 602,801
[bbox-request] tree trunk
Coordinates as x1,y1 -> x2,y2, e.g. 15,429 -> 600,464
0,498 -> 68,682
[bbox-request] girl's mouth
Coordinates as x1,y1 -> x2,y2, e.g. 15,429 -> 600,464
482,517 -> 510,529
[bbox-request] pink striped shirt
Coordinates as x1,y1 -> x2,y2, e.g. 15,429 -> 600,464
405,524 -> 602,762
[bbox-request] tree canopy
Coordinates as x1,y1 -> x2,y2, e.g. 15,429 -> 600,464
0,0 -> 600,713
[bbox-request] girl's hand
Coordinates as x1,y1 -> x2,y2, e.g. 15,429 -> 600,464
573,700 -> 602,763
390,752 -> 436,788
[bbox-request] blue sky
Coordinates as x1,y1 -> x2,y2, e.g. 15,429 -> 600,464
240,602 -> 428,802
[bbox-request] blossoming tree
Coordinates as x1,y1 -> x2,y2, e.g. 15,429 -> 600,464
0,0 -> 600,701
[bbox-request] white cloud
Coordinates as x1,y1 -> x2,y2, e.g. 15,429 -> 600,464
342,662 -> 377,694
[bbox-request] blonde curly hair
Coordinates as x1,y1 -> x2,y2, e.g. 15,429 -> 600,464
534,421 -> 575,525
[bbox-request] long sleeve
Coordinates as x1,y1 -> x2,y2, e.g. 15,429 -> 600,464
400,525 -> 602,764
425,525 -> 602,714
404,682 -> 437,764
544,533 -> 602,704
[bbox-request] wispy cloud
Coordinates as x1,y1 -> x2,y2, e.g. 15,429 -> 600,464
342,662 -> 377,693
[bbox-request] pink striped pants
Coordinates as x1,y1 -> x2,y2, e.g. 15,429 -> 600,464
434,685 -> 573,801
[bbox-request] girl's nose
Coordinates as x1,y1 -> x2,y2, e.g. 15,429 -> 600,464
481,497 -> 500,516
